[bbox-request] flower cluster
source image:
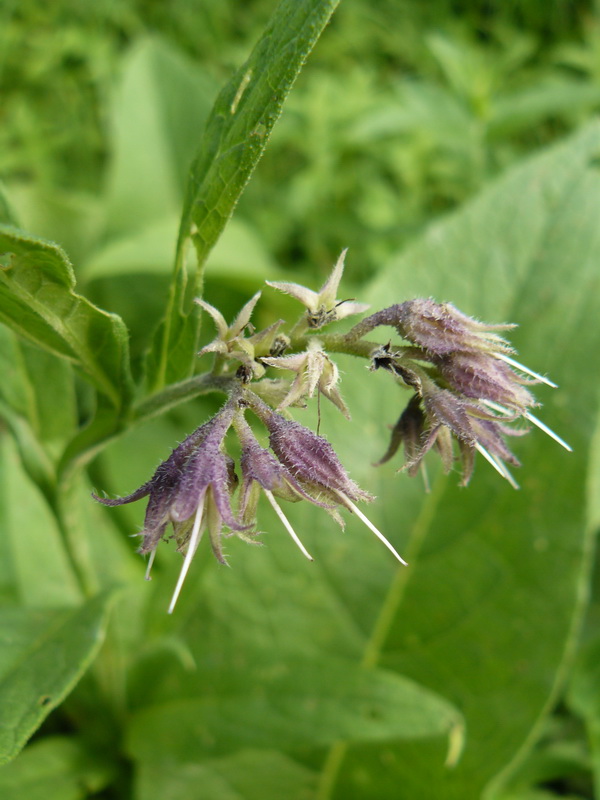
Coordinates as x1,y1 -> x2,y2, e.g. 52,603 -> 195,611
95,385 -> 405,613
94,251 -> 569,611
360,299 -> 570,487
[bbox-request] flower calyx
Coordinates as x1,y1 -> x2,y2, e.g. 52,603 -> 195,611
267,249 -> 369,331
261,338 -> 350,418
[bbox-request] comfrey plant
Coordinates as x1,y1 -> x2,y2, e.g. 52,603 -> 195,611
94,251 -> 570,612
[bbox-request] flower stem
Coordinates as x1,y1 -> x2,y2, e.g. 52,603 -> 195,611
133,374 -> 235,425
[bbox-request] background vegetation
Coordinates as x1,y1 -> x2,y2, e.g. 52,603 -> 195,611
1,0 -> 600,797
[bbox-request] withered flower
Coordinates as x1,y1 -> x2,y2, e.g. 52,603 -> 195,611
375,394 -> 427,477
267,249 -> 369,329
261,338 -> 350,417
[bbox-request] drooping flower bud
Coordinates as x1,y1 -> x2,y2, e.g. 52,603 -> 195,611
357,299 -> 569,486
248,393 -> 369,506
356,299 -> 514,356
434,351 -> 535,411
235,415 -> 339,561
375,394 -> 426,477
93,396 -> 247,612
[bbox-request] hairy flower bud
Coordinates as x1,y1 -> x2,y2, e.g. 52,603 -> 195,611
357,298 -> 569,486
246,391 -> 407,565
235,415 -> 339,560
435,351 -> 535,411
359,299 -> 514,356
93,396 -> 247,611
249,394 -> 369,506
375,395 -> 426,477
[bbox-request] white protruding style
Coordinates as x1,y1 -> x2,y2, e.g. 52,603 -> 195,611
495,353 -> 558,388
522,410 -> 572,452
168,494 -> 206,614
482,399 -> 572,452
474,442 -> 520,489
264,489 -> 313,561
144,548 -> 157,581
335,491 -> 408,566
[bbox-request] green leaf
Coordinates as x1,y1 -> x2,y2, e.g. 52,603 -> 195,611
135,750 -> 315,800
0,225 -> 133,409
126,654 -> 461,760
0,437 -> 80,607
0,326 -> 77,495
308,121 -> 600,798
568,631 -> 600,794
0,592 -> 114,765
146,0 -> 341,390
0,736 -> 114,800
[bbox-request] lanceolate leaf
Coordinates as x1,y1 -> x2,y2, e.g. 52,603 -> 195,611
146,0 -> 341,391
308,121 -> 600,798
0,225 -> 133,410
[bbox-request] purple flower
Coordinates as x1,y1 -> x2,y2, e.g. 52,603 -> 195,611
374,394 -> 427,478
363,300 -> 571,487
246,392 -> 407,565
93,397 -> 247,612
235,415 -> 335,561
358,299 -> 514,356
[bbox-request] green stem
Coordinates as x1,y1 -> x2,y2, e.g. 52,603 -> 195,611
54,475 -> 100,599
133,373 -> 235,425
317,333 -> 381,359
316,473 -> 448,800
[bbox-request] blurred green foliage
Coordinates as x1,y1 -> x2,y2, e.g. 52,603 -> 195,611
3,0 -> 600,287
1,1 -> 600,798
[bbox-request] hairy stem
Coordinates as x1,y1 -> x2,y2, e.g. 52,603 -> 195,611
133,373 -> 235,425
